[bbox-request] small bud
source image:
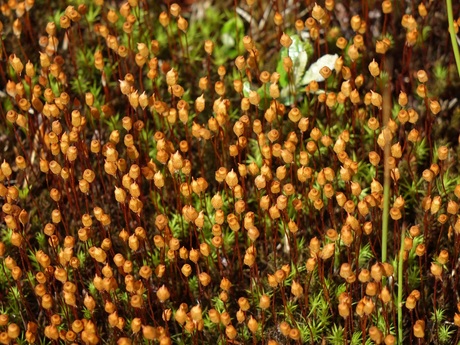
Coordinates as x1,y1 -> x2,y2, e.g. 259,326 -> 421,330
225,325 -> 237,339
280,33 -> 292,48
273,12 -> 283,26
347,44 -> 359,61
368,59 -> 380,77
382,0 -> 392,14
417,70 -> 428,83
429,99 -> 441,115
177,16 -> 188,32
202,39 -> 215,56
413,320 -> 425,338
319,66 -> 332,79
350,15 -> 361,31
10,54 -> 24,75
312,3 -> 325,21
418,3 -> 427,17
156,285 -> 170,302
336,37 -> 348,50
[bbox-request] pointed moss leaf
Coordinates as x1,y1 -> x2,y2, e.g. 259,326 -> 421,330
288,35 -> 309,85
242,81 -> 252,98
221,32 -> 235,47
257,86 -> 271,110
299,54 -> 339,86
335,103 -> 345,115
280,86 -> 295,106
219,15 -> 244,61
422,25 -> 431,42
276,51 -> 289,88
276,35 -> 310,88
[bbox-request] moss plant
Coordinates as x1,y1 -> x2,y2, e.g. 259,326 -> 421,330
0,0 -> 460,344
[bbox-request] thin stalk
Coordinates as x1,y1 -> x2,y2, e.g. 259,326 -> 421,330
398,228 -> 405,344
446,0 -> 460,77
381,85 -> 391,263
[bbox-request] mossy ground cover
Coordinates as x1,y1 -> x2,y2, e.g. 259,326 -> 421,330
1,0 -> 460,344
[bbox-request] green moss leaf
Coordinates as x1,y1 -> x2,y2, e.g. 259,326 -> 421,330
276,34 -> 311,88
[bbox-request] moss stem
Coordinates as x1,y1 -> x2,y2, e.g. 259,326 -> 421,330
398,227 -> 405,344
446,0 -> 460,77
382,79 -> 391,264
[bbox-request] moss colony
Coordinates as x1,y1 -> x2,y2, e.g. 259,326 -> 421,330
1,0 -> 460,344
